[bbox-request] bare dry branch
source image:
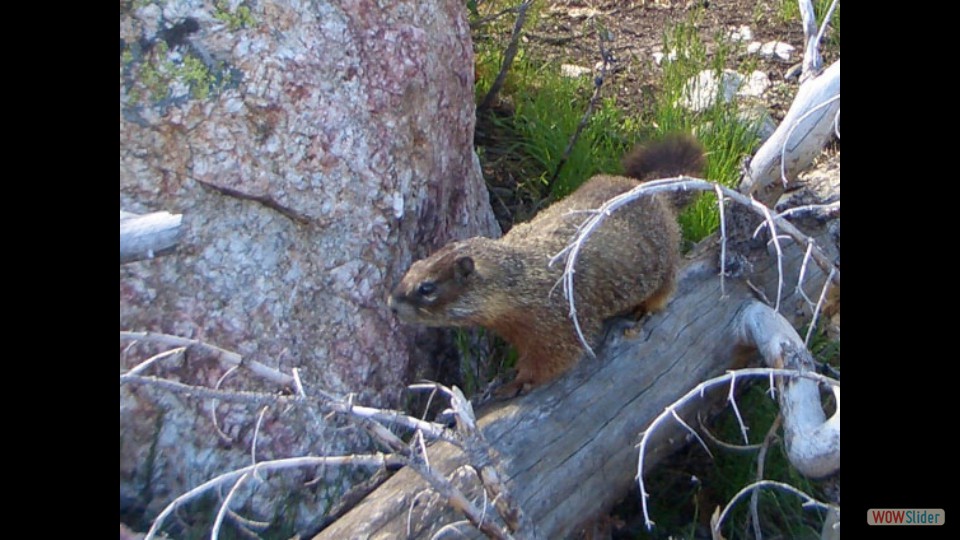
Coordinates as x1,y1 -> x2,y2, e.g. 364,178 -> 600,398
122,346 -> 186,378
252,406 -> 270,479
124,341 -> 523,538
637,367 -> 838,529
715,185 -> 728,297
804,268 -> 836,345
546,26 -> 613,194
743,61 -> 839,193
411,383 -> 532,535
775,202 -> 840,221
211,472 -> 250,540
726,373 -> 751,445
736,302 -> 840,478
210,366 -> 240,444
120,331 -> 295,387
748,414 -> 783,540
798,0 -> 821,77
292,367 -> 307,398
795,241 -> 816,309
816,1 -> 840,57
145,455 -> 402,540
407,458 -> 516,540
120,210 -> 183,264
714,480 -> 839,538
800,0 -> 840,81
338,401 -> 453,443
122,374 -> 293,406
697,414 -> 762,453
755,204 -> 784,312
121,344 -> 456,448
431,520 -> 473,540
779,95 -> 841,185
408,490 -> 433,538
221,505 -> 269,534
671,409 -> 714,460
478,1 -> 533,112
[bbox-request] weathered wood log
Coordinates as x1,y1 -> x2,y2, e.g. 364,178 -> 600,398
737,302 -> 840,478
741,60 -> 839,195
315,219 -> 838,539
119,210 -> 183,264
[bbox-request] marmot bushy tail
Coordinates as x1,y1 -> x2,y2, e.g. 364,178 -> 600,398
390,134 -> 706,396
622,132 -> 706,183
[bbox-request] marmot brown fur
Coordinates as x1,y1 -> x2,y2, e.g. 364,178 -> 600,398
390,134 -> 705,395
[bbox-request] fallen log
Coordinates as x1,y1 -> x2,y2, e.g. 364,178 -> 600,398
315,215 -> 838,539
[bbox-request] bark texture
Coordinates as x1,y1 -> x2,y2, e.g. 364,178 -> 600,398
120,0 -> 497,531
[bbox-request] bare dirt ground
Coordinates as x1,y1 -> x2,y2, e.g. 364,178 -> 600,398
522,0 -> 817,118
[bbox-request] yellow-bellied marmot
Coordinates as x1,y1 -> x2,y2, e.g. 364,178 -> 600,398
390,134 -> 705,395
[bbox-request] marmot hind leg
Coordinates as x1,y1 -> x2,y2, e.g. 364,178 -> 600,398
620,279 -> 677,338
639,278 -> 676,314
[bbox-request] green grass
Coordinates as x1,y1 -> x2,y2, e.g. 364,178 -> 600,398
709,385 -> 831,539
806,321 -> 841,369
475,44 -> 642,199
511,72 -> 634,198
650,19 -> 762,243
455,328 -> 516,396
474,12 -> 762,243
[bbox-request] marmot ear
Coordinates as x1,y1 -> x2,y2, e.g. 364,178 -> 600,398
454,256 -> 475,279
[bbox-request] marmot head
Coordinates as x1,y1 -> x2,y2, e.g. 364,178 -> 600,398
389,239 -> 487,327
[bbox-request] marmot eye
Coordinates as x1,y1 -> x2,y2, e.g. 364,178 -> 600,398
417,282 -> 437,296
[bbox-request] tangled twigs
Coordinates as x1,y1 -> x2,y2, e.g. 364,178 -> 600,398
124,339 -> 524,540
550,177 -> 841,355
411,383 -> 533,535
120,331 -> 294,387
713,480 -> 838,538
143,455 -> 403,540
636,367 -> 839,529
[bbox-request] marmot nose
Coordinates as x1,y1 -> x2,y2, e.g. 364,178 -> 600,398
387,294 -> 399,314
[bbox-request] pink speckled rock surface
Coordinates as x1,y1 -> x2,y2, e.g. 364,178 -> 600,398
120,0 -> 497,531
